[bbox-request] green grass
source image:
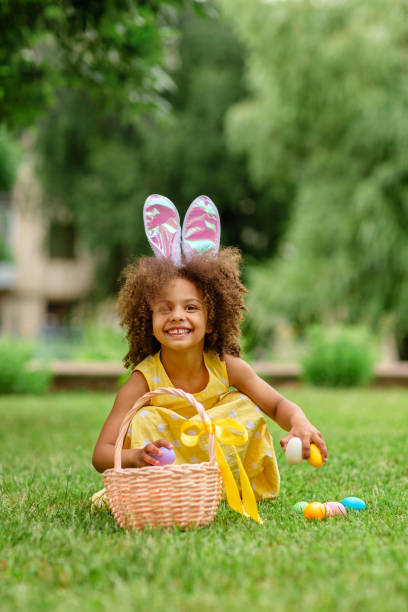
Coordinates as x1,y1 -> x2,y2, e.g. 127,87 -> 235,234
0,388 -> 407,611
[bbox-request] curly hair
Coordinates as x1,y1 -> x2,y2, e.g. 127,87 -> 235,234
117,247 -> 248,369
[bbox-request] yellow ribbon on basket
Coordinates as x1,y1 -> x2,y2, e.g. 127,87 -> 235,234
180,418 -> 263,524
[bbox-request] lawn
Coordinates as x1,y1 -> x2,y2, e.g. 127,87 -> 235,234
0,388 -> 407,611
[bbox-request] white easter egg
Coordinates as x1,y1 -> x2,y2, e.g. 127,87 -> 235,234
285,436 -> 303,464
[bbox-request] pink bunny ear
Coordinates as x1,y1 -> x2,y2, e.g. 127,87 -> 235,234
182,195 -> 221,261
143,194 -> 181,265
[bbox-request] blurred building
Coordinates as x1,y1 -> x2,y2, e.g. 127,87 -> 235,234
0,159 -> 93,337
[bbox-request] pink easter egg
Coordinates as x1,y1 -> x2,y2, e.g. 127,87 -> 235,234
324,501 -> 347,517
151,447 -> 175,466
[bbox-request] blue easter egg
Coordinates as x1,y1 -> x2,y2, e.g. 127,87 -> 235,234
341,496 -> 366,512
152,447 -> 175,466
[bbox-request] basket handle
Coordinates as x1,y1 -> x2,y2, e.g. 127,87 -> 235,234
113,387 -> 216,470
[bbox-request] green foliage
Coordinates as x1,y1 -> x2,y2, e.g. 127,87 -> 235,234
149,10 -> 289,256
36,92 -> 151,295
0,127 -> 20,189
0,337 -> 51,394
301,326 -> 376,387
0,239 -> 13,262
34,321 -> 126,362
35,333 -> 80,361
242,260 -> 282,356
0,0 -> 188,129
222,0 -> 408,355
72,322 -> 126,362
1,390 -> 407,609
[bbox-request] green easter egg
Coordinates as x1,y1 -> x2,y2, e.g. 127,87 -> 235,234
293,501 -> 309,514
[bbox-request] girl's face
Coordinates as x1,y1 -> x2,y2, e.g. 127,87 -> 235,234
151,277 -> 211,352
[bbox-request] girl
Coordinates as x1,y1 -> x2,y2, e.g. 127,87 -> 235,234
92,195 -> 327,513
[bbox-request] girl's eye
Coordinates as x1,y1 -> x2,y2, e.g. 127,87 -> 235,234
186,305 -> 198,311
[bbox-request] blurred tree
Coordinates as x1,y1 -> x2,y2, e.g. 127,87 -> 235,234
37,92 -> 150,296
0,0 -> 211,295
221,0 -> 408,358
0,128 -> 20,190
140,9 -> 290,256
0,0 -> 189,129
37,8 -> 290,297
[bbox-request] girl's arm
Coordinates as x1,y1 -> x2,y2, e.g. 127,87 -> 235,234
92,371 -> 172,472
224,354 -> 327,462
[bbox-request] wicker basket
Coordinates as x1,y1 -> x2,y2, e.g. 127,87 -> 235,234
103,387 -> 222,529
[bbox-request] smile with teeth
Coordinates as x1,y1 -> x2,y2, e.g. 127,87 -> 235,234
166,328 -> 191,336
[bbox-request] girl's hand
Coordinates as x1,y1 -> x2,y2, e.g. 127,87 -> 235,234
280,417 -> 328,462
133,439 -> 174,467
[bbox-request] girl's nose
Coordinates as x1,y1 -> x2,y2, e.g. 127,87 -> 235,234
170,308 -> 185,321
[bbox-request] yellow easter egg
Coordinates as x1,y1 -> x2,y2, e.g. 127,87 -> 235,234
303,501 -> 326,521
307,443 -> 324,468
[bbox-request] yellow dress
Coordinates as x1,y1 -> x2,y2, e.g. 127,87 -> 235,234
91,351 -> 279,509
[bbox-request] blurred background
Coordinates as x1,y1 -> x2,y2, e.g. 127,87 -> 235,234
1,0 -> 407,382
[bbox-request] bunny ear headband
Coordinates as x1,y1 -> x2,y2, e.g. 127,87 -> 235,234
143,194 -> 221,265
